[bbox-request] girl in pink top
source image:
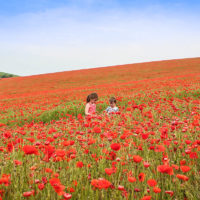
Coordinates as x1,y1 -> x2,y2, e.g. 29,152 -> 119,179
85,93 -> 98,117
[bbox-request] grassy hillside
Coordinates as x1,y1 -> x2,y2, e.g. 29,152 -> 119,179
0,57 -> 199,126
0,58 -> 199,200
0,72 -> 18,78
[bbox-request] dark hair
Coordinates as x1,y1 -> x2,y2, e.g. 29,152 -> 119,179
109,97 -> 116,104
86,93 -> 98,103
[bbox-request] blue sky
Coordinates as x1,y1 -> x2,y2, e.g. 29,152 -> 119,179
0,0 -> 200,75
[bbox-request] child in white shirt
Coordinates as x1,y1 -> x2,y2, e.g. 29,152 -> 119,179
106,97 -> 119,114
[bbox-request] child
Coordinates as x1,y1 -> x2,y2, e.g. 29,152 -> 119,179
85,93 -> 98,117
106,97 -> 119,114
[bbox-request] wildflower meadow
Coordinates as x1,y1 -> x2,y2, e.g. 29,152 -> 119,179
0,58 -> 199,200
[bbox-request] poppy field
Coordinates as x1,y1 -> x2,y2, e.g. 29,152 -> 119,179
0,58 -> 199,200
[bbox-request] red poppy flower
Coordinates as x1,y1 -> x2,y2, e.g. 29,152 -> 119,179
68,187 -> 75,193
105,168 -> 116,176
42,177 -> 48,184
0,174 -> 11,186
0,123 -> 5,127
76,161 -> 84,168
91,178 -> 111,189
70,140 -> 75,145
176,174 -> 189,181
133,155 -> 143,163
157,165 -> 173,175
93,127 -> 101,133
49,178 -> 65,195
49,178 -> 60,186
110,143 -> 121,151
180,166 -> 191,173
14,160 -> 22,166
155,145 -> 165,152
38,183 -> 45,190
55,149 -> 65,158
45,168 -> 53,173
3,131 -> 12,139
189,152 -> 198,159
138,173 -> 145,182
6,142 -> 14,152
128,177 -> 136,183
180,160 -> 186,165
147,179 -> 157,187
153,187 -> 161,193
141,195 -> 151,200
141,133 -> 149,140
23,145 -> 38,155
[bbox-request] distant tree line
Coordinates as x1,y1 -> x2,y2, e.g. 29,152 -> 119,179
0,72 -> 18,79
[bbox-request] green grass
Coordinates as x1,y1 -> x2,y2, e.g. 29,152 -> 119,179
0,88 -> 199,127
0,72 -> 19,78
173,89 -> 200,99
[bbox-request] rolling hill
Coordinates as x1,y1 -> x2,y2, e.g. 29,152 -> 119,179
0,58 -> 199,200
0,72 -> 18,78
